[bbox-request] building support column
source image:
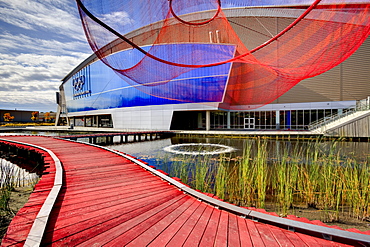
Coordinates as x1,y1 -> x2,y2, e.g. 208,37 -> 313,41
206,111 -> 211,131
227,112 -> 231,129
198,112 -> 203,129
276,110 -> 280,130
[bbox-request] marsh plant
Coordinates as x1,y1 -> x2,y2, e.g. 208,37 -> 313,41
164,138 -> 370,222
0,159 -> 39,213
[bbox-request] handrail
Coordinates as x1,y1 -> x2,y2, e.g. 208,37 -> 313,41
308,97 -> 370,131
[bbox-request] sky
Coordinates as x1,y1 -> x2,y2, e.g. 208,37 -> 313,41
0,0 -> 91,112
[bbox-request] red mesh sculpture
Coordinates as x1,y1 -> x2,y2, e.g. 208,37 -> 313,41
76,0 -> 370,110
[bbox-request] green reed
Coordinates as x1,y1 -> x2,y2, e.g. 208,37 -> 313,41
162,138 -> 369,222
236,141 -> 255,206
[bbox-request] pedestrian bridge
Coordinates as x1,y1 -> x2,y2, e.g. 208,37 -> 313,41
0,135 -> 369,246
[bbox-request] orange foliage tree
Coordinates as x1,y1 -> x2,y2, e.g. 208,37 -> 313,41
44,112 -> 51,122
3,113 -> 15,122
31,111 -> 38,121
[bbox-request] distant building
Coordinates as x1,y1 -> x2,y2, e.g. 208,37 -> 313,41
0,110 -> 37,123
0,110 -> 56,124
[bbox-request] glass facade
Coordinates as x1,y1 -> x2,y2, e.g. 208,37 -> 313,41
209,109 -> 340,130
70,115 -> 113,128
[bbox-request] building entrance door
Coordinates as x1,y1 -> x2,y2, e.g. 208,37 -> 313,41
244,118 -> 255,129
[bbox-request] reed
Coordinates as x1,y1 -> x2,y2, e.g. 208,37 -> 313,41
255,138 -> 268,208
160,138 -> 369,222
272,146 -> 299,216
214,159 -> 227,199
236,141 -> 255,206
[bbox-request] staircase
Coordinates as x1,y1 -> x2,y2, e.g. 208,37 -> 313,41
309,97 -> 370,135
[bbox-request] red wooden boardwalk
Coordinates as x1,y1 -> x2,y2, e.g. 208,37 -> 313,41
1,136 -> 369,246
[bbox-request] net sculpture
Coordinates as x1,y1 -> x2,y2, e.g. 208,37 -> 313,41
76,0 -> 370,110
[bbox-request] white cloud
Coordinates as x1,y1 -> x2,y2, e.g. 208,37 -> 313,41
0,32 -> 89,55
0,0 -> 92,111
101,11 -> 134,29
0,53 -> 87,111
0,0 -> 85,41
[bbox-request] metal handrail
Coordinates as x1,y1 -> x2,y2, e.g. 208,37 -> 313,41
308,97 -> 370,131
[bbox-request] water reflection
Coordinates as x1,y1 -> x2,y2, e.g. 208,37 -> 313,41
0,159 -> 39,188
107,136 -> 370,168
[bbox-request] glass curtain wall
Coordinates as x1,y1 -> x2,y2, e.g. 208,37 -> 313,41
210,109 -> 339,130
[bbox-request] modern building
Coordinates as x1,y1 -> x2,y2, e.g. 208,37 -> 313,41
56,4 -> 370,130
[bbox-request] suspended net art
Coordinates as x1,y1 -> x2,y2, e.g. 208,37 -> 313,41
76,0 -> 370,110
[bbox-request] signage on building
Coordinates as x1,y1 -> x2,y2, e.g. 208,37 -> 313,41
72,68 -> 91,98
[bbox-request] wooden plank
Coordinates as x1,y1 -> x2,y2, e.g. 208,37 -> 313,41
183,204 -> 214,247
228,214 -> 241,247
125,197 -> 196,246
165,202 -> 208,246
214,210 -> 229,247
245,219 -> 265,246
147,198 -> 202,246
236,217 -> 253,246
255,222 -> 280,247
267,225 -> 295,247
199,207 -> 221,246
283,230 -> 309,247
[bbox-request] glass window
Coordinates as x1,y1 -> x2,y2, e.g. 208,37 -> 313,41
303,110 -> 310,127
298,110 -> 304,127
318,109 -> 324,121
280,111 -> 286,129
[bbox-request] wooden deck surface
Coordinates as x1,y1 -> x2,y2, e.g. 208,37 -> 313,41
1,136 -> 369,246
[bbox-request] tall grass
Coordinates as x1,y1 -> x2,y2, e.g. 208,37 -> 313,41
163,138 -> 370,222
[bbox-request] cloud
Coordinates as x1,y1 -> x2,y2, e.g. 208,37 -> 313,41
101,11 -> 134,28
0,0 -> 85,41
0,53 -> 87,87
0,0 -> 92,111
0,32 -> 88,55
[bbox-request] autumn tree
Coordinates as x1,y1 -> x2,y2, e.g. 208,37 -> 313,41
31,111 -> 38,122
3,113 -> 15,122
44,112 -> 51,122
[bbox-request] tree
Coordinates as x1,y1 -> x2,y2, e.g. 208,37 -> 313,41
3,113 -> 14,122
44,112 -> 51,122
31,111 -> 38,122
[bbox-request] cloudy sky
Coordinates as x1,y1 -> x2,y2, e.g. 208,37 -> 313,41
0,0 -> 91,112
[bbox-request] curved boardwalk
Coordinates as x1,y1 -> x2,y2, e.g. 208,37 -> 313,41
1,136 -> 369,246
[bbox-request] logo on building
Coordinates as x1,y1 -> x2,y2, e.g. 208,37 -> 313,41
73,75 -> 85,91
73,74 -> 91,98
